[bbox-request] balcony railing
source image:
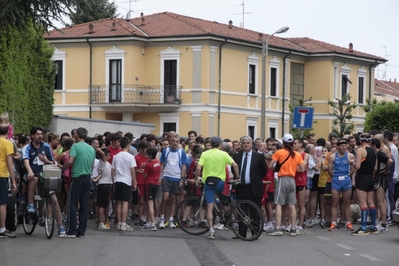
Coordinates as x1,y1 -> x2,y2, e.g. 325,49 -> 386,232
89,84 -> 182,105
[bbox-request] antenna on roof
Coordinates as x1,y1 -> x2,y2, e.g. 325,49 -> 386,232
231,0 -> 251,28
122,0 -> 139,19
383,45 -> 390,81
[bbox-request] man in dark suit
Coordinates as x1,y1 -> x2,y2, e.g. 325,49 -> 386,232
232,136 -> 267,238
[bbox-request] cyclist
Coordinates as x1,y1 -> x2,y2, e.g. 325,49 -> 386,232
22,126 -> 65,235
194,136 -> 240,240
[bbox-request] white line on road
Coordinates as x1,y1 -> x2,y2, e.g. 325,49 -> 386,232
336,244 -> 354,250
359,254 -> 382,261
317,236 -> 331,241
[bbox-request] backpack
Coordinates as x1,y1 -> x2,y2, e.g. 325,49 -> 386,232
163,148 -> 184,170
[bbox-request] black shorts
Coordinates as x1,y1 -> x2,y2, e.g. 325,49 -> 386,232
267,192 -> 274,203
114,182 -> 132,202
144,184 -> 159,201
374,173 -> 389,192
97,184 -> 112,208
324,182 -> 332,198
296,186 -> 306,193
317,187 -> 325,195
0,178 -> 9,205
355,174 -> 374,192
311,174 -> 319,192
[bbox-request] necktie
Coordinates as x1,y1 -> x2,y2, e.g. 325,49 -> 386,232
241,153 -> 248,184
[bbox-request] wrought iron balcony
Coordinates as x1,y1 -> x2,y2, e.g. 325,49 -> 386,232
89,84 -> 182,105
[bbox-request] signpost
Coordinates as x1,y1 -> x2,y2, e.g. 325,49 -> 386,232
292,107 -> 314,130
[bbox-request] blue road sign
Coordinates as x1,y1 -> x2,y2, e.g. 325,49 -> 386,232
292,107 -> 314,129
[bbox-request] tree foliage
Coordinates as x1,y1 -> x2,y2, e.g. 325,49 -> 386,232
67,0 -> 118,25
363,97 -> 388,113
364,101 -> 399,132
289,97 -> 317,138
327,94 -> 357,138
0,23 -> 55,133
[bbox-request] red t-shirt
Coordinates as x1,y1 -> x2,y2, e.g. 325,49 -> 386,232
108,146 -> 122,164
135,154 -> 147,185
143,159 -> 161,185
294,152 -> 307,186
186,161 -> 202,196
262,169 -> 275,198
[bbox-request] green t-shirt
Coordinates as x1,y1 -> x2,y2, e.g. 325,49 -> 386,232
70,141 -> 96,178
198,148 -> 234,183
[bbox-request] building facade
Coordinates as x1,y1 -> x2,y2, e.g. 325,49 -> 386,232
46,12 -> 386,139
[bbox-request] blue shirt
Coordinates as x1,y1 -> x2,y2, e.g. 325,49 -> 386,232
22,142 -> 53,175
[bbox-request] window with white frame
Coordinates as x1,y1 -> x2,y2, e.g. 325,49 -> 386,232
357,66 -> 367,104
269,56 -> 280,97
105,46 -> 125,103
248,53 -> 259,95
247,117 -> 258,139
52,48 -> 66,91
160,47 -> 180,103
268,119 -> 278,139
340,63 -> 351,99
159,113 -> 179,135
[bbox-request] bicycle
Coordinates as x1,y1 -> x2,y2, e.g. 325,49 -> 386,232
22,173 -> 61,239
175,179 -> 263,241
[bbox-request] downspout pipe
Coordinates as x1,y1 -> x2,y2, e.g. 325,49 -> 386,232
87,38 -> 93,119
217,38 -> 228,137
282,50 -> 291,136
369,60 -> 377,102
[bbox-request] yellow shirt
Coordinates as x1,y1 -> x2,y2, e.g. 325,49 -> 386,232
0,138 -> 14,178
198,148 -> 233,183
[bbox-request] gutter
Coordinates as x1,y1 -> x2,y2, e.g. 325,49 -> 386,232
369,60 -> 378,106
282,50 -> 292,136
217,38 -> 228,137
87,38 -> 93,118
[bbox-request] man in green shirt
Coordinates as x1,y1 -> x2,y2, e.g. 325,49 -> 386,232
59,127 -> 95,238
195,137 -> 239,240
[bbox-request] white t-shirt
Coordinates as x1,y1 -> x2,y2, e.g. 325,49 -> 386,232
112,151 -> 137,185
91,159 -> 100,179
98,159 -> 112,184
389,143 -> 398,180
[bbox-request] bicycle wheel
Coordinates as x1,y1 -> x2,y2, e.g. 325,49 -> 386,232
230,199 -> 263,241
43,196 -> 55,239
22,203 -> 38,235
176,196 -> 213,235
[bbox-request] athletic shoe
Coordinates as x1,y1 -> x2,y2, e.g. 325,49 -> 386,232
148,225 -> 157,231
324,221 -> 331,228
97,223 -> 110,230
181,220 -> 188,227
352,227 -> 369,236
131,212 -> 139,220
267,228 -> 283,236
304,219 -> 313,228
320,219 -> 326,228
285,224 -> 291,233
58,226 -> 66,235
368,227 -> 379,234
58,233 -> 76,238
169,221 -> 176,228
264,223 -> 274,233
188,219 -> 194,227
296,226 -> 304,235
198,221 -> 207,228
337,221 -> 345,229
120,224 -> 134,231
18,195 -> 26,204
215,224 -> 228,230
117,224 -> 122,231
208,231 -> 215,240
346,222 -> 354,231
377,224 -> 388,232
0,230 -> 16,238
159,220 -> 165,229
27,204 -> 36,214
290,229 -> 296,237
164,221 -> 169,228
328,224 -> 337,231
155,217 -> 160,226
140,224 -> 150,231
104,221 -> 110,228
263,223 -> 268,232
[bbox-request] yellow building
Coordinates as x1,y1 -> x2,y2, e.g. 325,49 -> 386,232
46,12 -> 386,139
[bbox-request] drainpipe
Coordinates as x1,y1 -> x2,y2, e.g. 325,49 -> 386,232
87,38 -> 93,119
217,38 -> 228,137
281,50 -> 291,136
368,60 -> 377,103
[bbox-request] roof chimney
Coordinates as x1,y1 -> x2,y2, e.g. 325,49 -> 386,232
111,21 -> 116,31
88,23 -> 94,33
258,33 -> 263,41
228,20 -> 233,29
141,14 -> 145,25
395,78 -> 397,83
349,42 -> 353,53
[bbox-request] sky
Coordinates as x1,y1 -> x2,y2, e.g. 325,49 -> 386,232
111,0 -> 399,81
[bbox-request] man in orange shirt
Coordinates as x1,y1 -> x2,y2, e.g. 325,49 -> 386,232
267,133 -> 306,236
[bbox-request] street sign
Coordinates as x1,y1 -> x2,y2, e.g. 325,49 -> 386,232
292,107 -> 314,129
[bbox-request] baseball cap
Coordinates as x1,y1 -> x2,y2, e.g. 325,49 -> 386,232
210,136 -> 222,146
282,133 -> 293,143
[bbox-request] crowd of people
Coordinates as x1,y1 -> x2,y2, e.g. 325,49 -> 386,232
0,117 -> 399,240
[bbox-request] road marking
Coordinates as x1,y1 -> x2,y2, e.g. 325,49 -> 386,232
317,236 -> 331,241
336,244 -> 354,250
304,229 -> 315,235
359,254 -> 382,261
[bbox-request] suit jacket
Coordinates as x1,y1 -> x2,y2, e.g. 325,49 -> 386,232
233,151 -> 267,199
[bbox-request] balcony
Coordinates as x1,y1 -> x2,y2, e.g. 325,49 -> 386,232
89,84 -> 182,107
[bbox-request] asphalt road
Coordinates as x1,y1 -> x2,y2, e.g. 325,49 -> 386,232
1,220 -> 399,266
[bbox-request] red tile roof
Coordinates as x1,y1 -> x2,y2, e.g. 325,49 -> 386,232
375,78 -> 399,98
46,12 -> 385,61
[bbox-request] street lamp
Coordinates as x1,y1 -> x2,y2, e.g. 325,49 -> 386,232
260,26 -> 289,139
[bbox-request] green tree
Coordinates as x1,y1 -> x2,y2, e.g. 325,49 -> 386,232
364,101 -> 399,132
289,97 -> 317,138
0,23 -> 55,133
67,0 -> 118,25
363,97 -> 388,113
327,93 -> 357,138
